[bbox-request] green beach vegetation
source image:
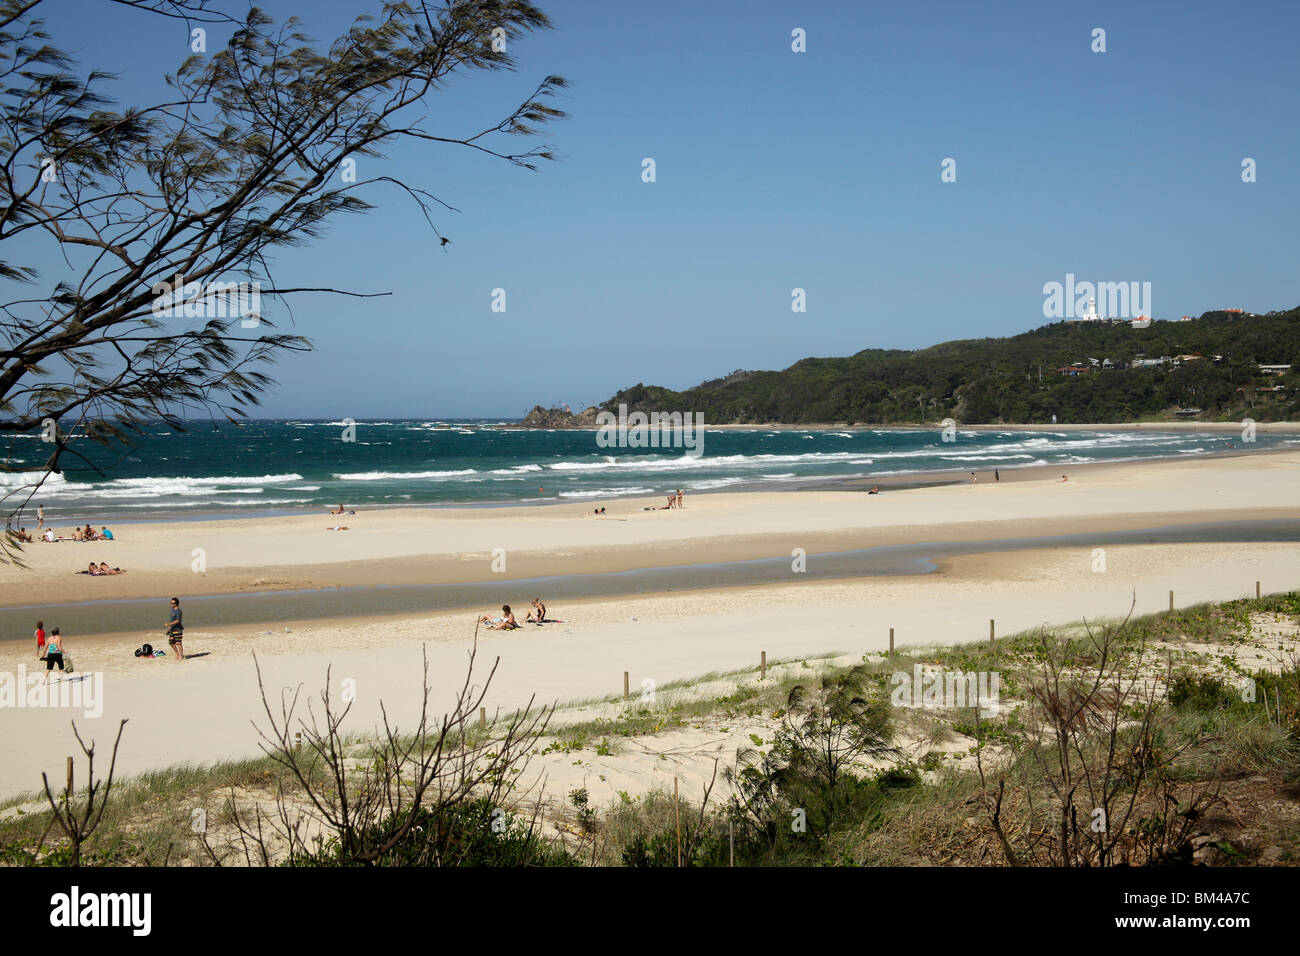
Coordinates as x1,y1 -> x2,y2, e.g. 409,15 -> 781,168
604,308 -> 1300,425
2,593 -> 1296,867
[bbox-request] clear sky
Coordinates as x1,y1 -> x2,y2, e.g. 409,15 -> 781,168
31,0 -> 1300,417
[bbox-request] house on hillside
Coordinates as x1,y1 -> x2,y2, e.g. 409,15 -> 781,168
1259,364 -> 1292,376
1056,364 -> 1089,377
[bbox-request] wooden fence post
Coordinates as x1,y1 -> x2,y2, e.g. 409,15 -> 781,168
674,777 -> 682,867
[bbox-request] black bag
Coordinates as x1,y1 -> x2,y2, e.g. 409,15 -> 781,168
141,642 -> 152,657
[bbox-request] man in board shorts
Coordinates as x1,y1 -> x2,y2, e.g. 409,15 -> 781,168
166,597 -> 185,660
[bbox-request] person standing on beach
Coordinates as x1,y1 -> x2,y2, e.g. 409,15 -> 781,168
42,627 -> 64,683
676,489 -> 683,508
36,504 -> 44,530
994,469 -> 1000,482
166,597 -> 185,660
35,620 -> 45,660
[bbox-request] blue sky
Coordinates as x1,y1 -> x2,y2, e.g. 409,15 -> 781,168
30,0 -> 1300,417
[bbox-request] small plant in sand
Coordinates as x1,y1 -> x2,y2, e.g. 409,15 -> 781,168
198,633 -> 561,866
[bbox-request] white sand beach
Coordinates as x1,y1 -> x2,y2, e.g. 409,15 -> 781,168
0,447 -> 1297,798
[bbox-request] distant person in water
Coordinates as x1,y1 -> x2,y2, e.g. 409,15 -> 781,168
994,469 -> 1000,482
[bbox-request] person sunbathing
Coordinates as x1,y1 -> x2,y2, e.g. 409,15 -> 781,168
525,598 -> 547,624
87,562 -> 101,575
478,604 -> 519,630
98,562 -> 123,575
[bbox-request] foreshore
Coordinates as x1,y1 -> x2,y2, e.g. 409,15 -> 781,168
0,446 -> 1297,797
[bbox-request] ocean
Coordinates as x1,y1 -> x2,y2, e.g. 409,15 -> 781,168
2,421 -> 1290,522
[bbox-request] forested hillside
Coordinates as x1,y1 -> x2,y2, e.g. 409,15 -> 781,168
604,308 -> 1300,424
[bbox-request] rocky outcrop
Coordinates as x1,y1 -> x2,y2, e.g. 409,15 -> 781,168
519,405 -> 601,429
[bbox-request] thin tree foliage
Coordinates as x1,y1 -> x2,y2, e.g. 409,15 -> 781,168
0,0 -> 566,542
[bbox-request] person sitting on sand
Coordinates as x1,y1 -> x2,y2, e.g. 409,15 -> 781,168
868,486 -> 879,495
329,503 -> 346,515
1060,474 -> 1069,482
83,524 -> 97,541
100,527 -> 113,540
16,527 -> 31,542
525,598 -> 547,624
42,528 -> 55,543
478,604 -> 519,630
73,526 -> 83,541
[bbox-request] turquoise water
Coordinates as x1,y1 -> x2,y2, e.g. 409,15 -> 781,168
3,420 -> 1290,521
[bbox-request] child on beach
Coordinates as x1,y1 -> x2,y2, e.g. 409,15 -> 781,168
35,620 -> 45,660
